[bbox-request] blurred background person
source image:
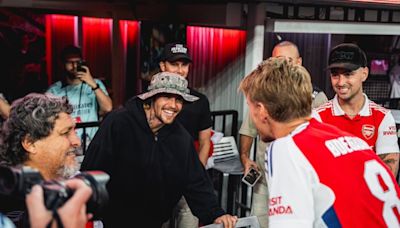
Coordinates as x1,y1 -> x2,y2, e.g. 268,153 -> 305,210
47,45 -> 112,158
390,54 -> 400,98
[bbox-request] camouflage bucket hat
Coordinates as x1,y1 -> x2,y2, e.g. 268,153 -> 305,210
138,72 -> 199,102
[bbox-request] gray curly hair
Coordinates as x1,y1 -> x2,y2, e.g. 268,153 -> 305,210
0,93 -> 73,166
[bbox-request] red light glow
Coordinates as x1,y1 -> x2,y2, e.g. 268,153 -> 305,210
187,26 -> 247,87
45,14 -> 77,84
82,17 -> 112,82
119,20 -> 140,52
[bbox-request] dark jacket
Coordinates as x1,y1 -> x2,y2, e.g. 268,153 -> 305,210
81,97 -> 225,227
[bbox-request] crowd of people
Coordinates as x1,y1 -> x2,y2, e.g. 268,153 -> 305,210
0,41 -> 399,228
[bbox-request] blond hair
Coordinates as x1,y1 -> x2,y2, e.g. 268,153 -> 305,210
239,57 -> 312,122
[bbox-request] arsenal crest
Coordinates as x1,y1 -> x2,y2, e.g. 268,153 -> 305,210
362,124 -> 375,140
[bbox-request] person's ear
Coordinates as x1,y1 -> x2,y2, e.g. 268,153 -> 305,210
257,102 -> 269,122
21,136 -> 37,154
361,67 -> 369,82
159,62 -> 166,71
297,57 -> 303,65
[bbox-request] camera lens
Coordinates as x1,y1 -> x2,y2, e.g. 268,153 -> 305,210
0,166 -> 18,195
74,171 -> 109,218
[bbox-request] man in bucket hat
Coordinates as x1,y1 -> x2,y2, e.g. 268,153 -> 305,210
159,42 -> 214,228
313,43 -> 399,177
81,72 -> 237,227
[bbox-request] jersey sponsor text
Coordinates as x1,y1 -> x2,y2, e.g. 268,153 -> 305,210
269,196 -> 293,216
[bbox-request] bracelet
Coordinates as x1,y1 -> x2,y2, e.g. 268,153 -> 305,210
92,83 -> 100,91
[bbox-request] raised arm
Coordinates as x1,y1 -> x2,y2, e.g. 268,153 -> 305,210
76,66 -> 112,116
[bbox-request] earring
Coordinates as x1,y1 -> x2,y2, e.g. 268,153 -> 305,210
143,103 -> 150,110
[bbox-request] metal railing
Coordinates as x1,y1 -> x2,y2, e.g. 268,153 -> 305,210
75,121 -> 100,154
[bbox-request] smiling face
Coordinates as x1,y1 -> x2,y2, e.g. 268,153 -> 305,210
25,112 -> 81,180
147,93 -> 183,132
330,67 -> 368,102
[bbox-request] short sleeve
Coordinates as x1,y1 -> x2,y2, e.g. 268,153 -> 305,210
375,111 -> 400,155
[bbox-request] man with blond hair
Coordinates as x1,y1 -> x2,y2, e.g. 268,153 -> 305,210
239,57 -> 400,227
239,41 -> 327,227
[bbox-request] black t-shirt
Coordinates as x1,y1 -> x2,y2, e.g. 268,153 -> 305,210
176,88 -> 212,140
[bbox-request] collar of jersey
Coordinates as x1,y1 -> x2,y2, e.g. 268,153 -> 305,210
332,93 -> 370,117
290,121 -> 310,137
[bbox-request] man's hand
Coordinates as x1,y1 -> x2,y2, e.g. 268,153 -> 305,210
213,214 -> 238,228
26,179 -> 93,228
240,155 -> 259,175
75,66 -> 97,89
75,65 -> 113,114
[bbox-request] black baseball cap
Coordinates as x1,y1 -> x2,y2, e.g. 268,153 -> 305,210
160,43 -> 192,63
328,43 -> 367,71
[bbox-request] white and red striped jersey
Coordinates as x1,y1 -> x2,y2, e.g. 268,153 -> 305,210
312,94 -> 399,155
266,119 -> 400,228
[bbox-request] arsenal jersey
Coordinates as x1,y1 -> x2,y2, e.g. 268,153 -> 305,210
312,94 -> 399,155
266,119 -> 400,228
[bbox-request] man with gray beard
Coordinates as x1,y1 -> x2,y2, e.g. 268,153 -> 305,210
0,93 -> 81,227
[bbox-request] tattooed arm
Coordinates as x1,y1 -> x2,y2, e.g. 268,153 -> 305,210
378,153 -> 400,178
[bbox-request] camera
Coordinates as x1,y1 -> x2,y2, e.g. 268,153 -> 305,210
242,167 -> 261,187
0,166 -> 109,219
76,60 -> 87,72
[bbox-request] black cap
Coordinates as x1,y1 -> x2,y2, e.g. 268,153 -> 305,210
328,43 -> 367,71
160,43 -> 192,63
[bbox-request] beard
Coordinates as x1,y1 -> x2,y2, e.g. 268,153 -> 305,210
56,156 -> 79,179
65,70 -> 77,80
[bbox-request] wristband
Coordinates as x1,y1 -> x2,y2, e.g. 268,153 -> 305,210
92,83 -> 100,91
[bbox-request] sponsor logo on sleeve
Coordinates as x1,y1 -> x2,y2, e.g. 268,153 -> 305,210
383,126 -> 397,136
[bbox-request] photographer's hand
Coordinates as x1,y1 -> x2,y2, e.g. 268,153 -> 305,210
26,179 -> 93,228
